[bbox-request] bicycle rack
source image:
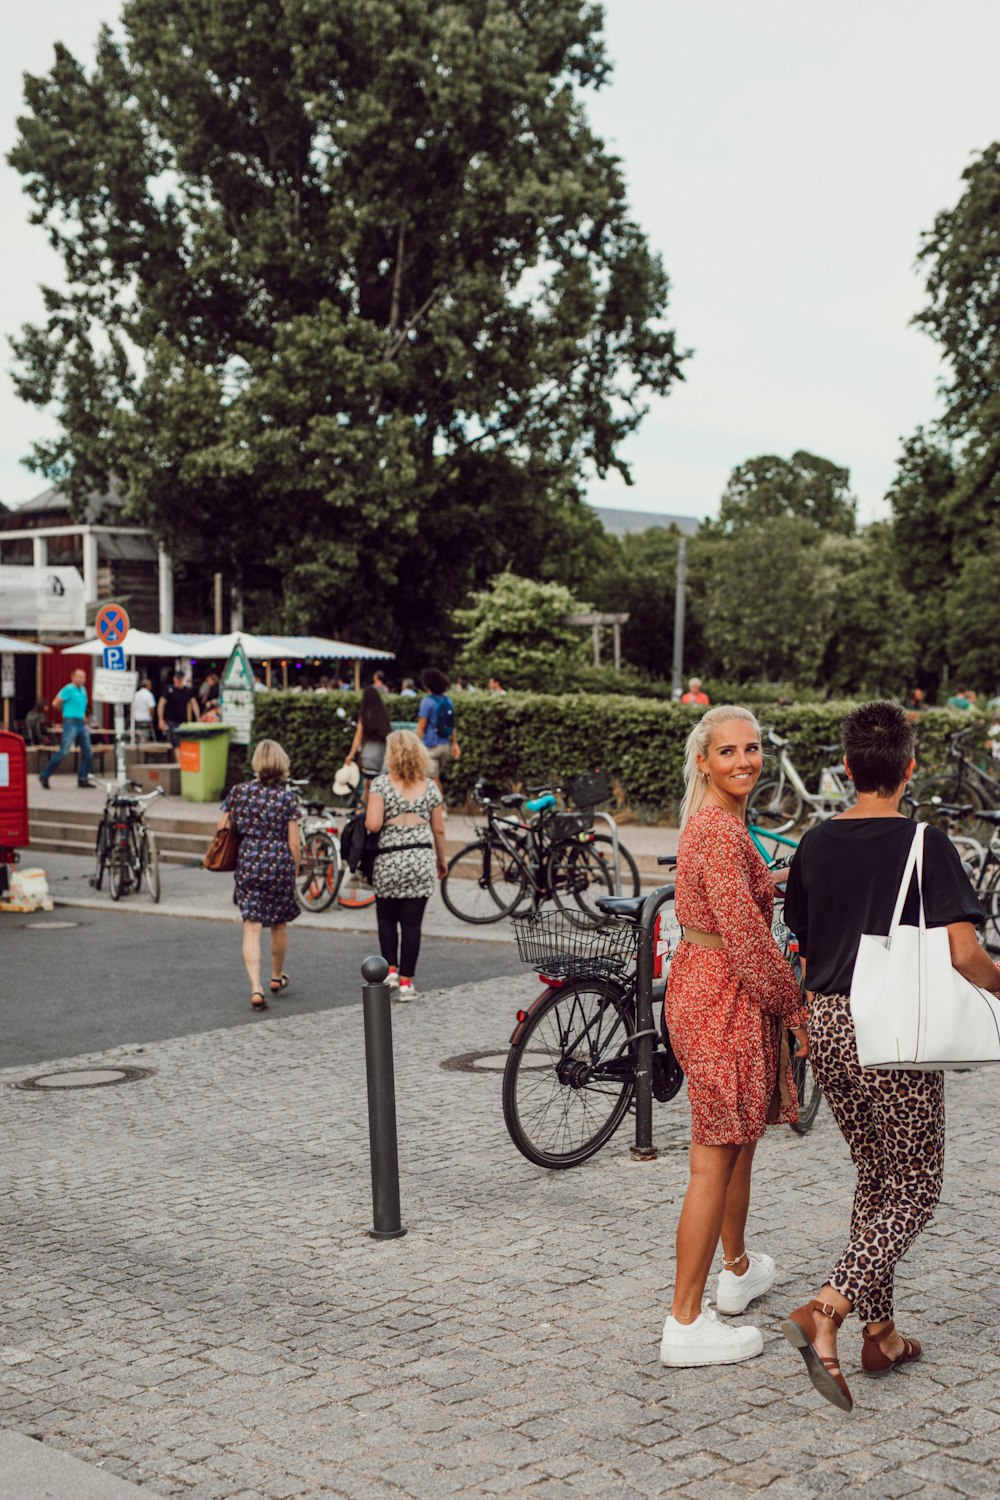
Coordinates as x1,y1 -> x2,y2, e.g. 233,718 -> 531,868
592,811 -> 623,893
632,881 -> 676,1161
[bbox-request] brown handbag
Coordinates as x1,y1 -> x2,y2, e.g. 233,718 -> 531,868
203,817 -> 239,872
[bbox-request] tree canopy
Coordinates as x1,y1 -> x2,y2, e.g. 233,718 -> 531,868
9,0 -> 685,661
712,450 -> 857,537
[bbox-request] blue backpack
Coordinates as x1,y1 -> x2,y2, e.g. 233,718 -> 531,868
431,694 -> 455,740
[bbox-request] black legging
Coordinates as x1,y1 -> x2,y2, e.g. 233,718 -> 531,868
376,895 -> 429,978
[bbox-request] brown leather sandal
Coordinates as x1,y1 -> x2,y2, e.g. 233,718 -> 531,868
861,1320 -> 922,1375
779,1300 -> 854,1412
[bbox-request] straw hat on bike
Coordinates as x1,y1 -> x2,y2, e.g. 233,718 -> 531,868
332,762 -> 361,797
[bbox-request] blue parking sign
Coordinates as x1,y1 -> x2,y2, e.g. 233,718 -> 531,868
103,645 -> 126,671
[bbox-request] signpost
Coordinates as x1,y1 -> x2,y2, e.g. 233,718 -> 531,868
94,603 -> 132,786
219,642 -> 255,747
1,652 -> 13,730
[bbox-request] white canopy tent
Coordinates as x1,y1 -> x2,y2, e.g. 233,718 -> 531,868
0,634 -> 52,654
186,632 -> 395,689
63,630 -> 209,658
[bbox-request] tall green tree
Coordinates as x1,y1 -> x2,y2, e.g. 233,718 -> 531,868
885,428 -> 958,689
712,450 -> 857,537
9,0 -> 686,661
916,142 -> 1000,545
453,570 -> 588,689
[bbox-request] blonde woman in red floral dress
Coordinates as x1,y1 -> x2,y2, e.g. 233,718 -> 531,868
659,705 -> 807,1369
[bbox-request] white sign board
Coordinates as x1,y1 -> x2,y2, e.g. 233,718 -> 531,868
1,652 -> 13,699
219,642 -> 255,746
0,566 -> 86,631
92,667 -> 139,705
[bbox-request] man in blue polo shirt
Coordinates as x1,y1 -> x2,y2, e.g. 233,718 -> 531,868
39,668 -> 96,788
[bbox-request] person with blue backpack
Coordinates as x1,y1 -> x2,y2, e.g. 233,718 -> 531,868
416,667 -> 461,794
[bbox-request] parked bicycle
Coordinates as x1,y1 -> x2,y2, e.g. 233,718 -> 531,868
908,795 -> 1000,952
502,866 -> 818,1169
91,783 -> 164,902
747,730 -> 854,832
912,724 -> 1000,842
441,775 -> 640,927
288,779 -> 374,912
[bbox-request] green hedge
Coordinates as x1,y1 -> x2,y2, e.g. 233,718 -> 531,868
251,692 -> 974,817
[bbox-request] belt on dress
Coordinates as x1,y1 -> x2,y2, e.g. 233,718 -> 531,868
681,928 -> 725,948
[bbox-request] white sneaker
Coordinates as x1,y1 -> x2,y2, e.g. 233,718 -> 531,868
659,1307 -> 763,1367
386,968 -> 399,991
398,981 -> 415,1002
716,1252 -> 776,1315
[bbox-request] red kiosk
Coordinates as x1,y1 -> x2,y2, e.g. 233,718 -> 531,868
0,729 -> 29,899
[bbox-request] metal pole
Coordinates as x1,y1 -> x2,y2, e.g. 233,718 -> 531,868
213,572 -> 223,633
631,882 -> 677,1161
361,955 -> 406,1240
114,702 -> 127,787
671,537 -> 687,700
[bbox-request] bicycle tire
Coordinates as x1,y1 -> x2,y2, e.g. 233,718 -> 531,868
589,834 -> 641,897
92,817 -> 110,891
337,869 -> 376,910
298,831 -> 339,912
546,839 -> 615,926
747,778 -> 804,834
108,840 -> 128,901
441,839 -> 529,924
787,952 -> 822,1134
128,825 -> 143,895
912,773 -> 985,839
502,978 -> 637,1169
141,828 -> 161,903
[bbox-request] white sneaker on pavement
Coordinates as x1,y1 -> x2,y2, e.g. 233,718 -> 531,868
660,1307 -> 763,1367
398,981 -> 415,1002
716,1252 -> 776,1315
386,968 -> 399,991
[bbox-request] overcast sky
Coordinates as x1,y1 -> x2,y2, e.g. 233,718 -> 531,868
2,0 -> 998,523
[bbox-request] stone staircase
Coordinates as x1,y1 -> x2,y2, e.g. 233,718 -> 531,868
28,805 -> 215,867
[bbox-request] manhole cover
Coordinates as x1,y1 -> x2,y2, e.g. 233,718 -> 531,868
12,1066 -> 154,1092
16,920 -> 81,931
441,1050 -> 551,1073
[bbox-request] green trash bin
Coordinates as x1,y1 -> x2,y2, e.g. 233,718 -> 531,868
176,724 -> 233,802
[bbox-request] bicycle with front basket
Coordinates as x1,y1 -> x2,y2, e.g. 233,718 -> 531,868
441,773 -> 640,927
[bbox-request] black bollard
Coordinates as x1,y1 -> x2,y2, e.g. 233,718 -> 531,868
361,955 -> 407,1240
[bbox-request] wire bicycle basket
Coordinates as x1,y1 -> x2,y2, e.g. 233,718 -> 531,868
511,908 -> 638,981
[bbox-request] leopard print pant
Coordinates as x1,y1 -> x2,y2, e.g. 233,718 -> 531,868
809,991 -> 944,1325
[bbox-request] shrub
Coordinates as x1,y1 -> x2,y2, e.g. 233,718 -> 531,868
251,691 -> 971,818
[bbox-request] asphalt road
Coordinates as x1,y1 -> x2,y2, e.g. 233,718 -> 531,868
2,909 -> 524,1069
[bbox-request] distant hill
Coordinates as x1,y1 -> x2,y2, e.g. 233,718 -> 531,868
590,504 -> 700,537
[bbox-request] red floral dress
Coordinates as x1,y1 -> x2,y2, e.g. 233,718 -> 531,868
665,804 -> 807,1145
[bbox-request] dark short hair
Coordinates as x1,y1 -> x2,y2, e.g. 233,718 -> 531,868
421,667 -> 449,695
842,700 -> 916,796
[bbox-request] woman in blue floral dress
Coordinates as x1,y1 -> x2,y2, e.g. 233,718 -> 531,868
218,739 -> 301,1010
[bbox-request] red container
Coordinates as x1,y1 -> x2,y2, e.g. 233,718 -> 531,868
0,731 -> 29,848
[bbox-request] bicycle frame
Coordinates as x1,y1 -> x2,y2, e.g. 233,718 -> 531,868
748,824 -> 799,865
765,734 -> 852,826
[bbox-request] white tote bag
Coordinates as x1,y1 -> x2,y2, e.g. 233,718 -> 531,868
851,821 -> 1000,1070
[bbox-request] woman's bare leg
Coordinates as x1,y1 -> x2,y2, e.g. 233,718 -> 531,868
270,923 -> 288,982
719,1141 -> 758,1274
671,1142 -> 743,1321
242,921 -> 263,995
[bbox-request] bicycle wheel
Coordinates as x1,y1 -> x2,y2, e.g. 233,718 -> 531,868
128,825 -> 143,895
337,868 -> 376,910
546,839 -> 615,925
441,840 -> 529,924
297,832 -> 339,912
912,773 -> 984,837
503,978 -> 637,1168
140,828 -> 161,903
787,952 -> 821,1134
108,838 -> 128,901
747,777 -> 804,833
92,817 -> 110,891
589,834 -> 640,897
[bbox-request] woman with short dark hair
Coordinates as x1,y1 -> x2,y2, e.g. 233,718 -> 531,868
780,700 -> 1000,1411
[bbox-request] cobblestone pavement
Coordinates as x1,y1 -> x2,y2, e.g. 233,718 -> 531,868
3,976 -> 1000,1499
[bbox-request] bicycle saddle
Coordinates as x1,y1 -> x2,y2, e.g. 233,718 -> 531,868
304,800 -> 327,814
595,894 -> 646,922
499,793 -> 524,807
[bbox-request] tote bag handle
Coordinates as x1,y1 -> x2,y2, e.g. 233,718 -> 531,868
886,821 -> 924,942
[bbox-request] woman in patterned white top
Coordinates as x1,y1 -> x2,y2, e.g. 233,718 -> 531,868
365,730 -> 447,1000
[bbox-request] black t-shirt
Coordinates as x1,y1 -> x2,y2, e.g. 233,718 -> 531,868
161,684 -> 195,726
782,818 -> 984,996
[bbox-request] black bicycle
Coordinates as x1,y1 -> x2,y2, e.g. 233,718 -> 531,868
913,724 -> 1000,842
441,776 -> 640,927
91,783 -> 164,902
503,877 -> 820,1169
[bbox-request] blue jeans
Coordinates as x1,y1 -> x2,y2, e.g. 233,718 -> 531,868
42,718 -> 93,783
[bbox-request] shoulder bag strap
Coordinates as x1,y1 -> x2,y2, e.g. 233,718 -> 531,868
887,821 -> 924,938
